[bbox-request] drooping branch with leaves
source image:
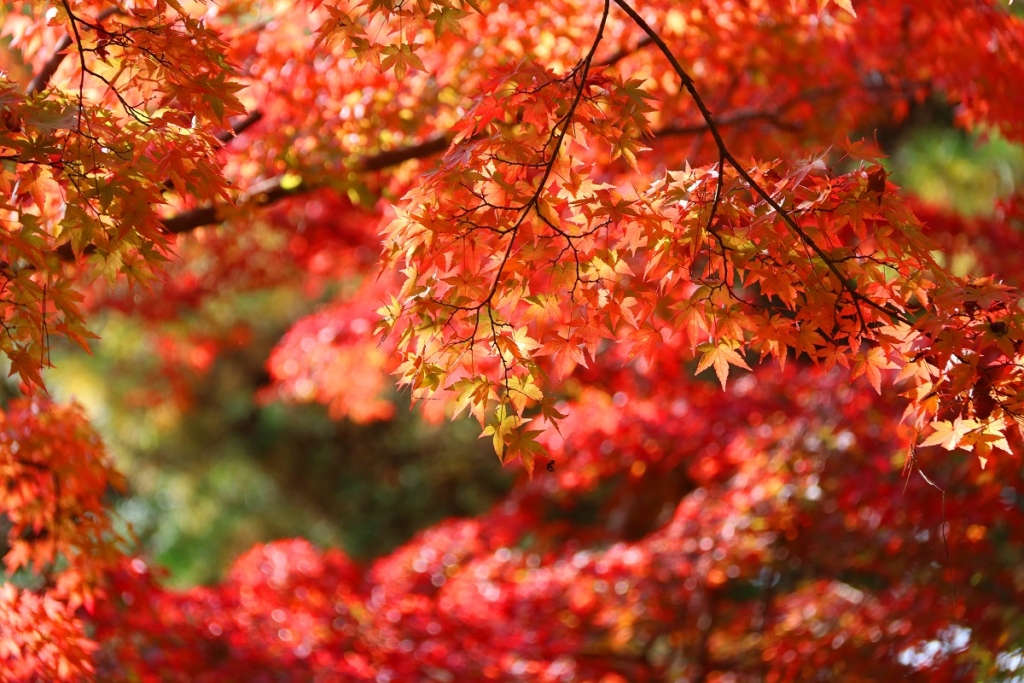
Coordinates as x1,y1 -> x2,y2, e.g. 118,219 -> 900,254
367,0 -> 1024,471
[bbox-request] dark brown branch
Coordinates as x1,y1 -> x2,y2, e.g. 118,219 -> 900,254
40,125 -> 445,266
217,111 -> 264,145
133,69 -> 910,249
156,93 -> 812,236
657,80 -> 922,139
162,175 -> 299,234
360,133 -> 449,171
160,133 -> 450,234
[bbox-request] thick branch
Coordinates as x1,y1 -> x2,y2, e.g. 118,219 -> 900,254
160,133 -> 449,234
217,111 -> 264,145
162,174 -> 301,234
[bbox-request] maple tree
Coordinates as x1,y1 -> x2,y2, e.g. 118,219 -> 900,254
2,0 -> 1024,679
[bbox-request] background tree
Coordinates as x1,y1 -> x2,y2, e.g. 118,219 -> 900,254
1,0 -> 1024,680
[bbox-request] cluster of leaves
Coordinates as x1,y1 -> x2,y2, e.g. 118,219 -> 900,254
0,0 -> 245,386
0,399 -> 124,680
84,364 -> 1024,681
368,0 -> 1024,471
1,0 -> 1024,680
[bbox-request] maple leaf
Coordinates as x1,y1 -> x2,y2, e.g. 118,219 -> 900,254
495,328 -> 541,362
506,374 -> 544,415
536,330 -> 589,378
850,346 -> 897,394
695,342 -> 752,390
449,376 -> 492,423
428,6 -> 469,37
504,428 -> 546,476
920,418 -> 981,451
673,296 -> 711,352
4,540 -> 33,574
380,43 -> 426,80
482,406 -> 526,461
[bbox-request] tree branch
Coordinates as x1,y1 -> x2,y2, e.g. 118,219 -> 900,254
154,92 -> 824,238
27,6 -> 121,95
28,6 -> 260,152
216,111 -> 264,145
610,0 -> 910,326
160,133 -> 450,234
154,65 -> 913,249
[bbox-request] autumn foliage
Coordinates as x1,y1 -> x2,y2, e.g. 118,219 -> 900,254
2,0 -> 1024,679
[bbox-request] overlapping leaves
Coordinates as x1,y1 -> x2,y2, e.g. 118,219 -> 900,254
380,55 -> 1024,469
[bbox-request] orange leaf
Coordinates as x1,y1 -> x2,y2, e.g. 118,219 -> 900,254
696,343 -> 752,390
